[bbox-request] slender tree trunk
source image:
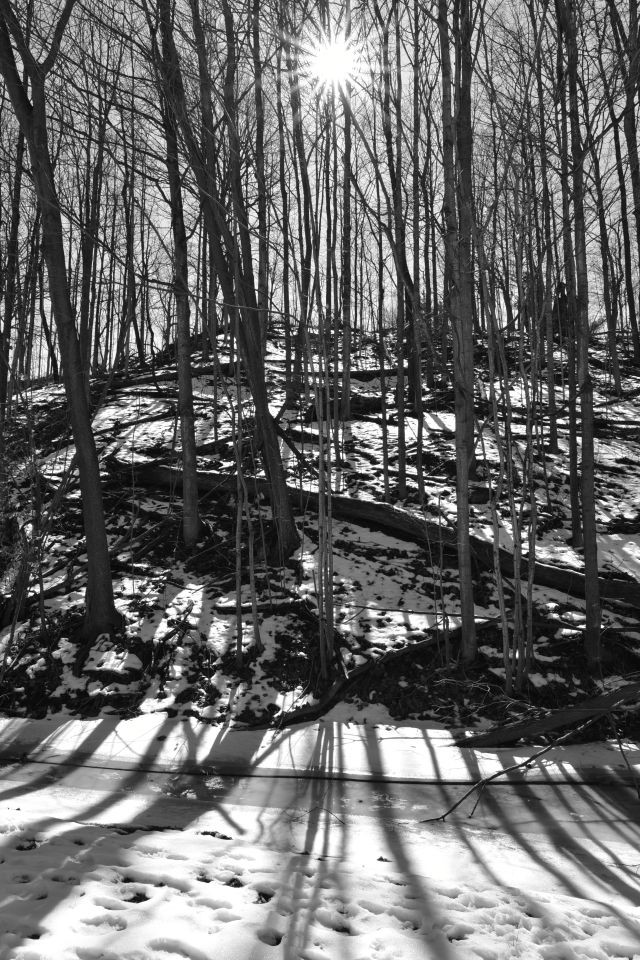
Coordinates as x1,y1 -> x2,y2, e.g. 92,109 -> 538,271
588,129 -> 622,393
340,0 -> 352,421
148,0 -> 298,563
158,1 -> 200,548
275,34 -> 293,391
251,0 -> 269,356
604,73 -> 640,358
0,2 -> 120,638
0,127 -> 24,442
563,0 -> 601,664
411,0 -> 424,501
556,28 -> 583,548
438,0 -> 476,662
609,0 -> 640,350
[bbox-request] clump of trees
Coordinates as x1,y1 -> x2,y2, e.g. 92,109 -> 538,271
0,0 -> 638,678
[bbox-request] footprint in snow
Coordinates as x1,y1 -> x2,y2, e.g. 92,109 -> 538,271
256,926 -> 284,946
123,890 -> 150,903
253,887 -> 275,904
224,874 -> 245,887
15,838 -> 39,851
50,873 -> 80,884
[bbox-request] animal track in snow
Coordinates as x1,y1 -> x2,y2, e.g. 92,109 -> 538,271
256,925 -> 284,946
15,838 -> 39,851
124,889 -> 151,903
253,886 -> 275,904
225,875 -> 244,888
50,872 -> 80,884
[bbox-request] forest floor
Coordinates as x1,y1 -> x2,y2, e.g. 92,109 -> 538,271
2,333 -> 640,745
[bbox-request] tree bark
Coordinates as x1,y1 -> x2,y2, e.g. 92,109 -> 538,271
146,0 -> 299,564
563,0 -> 601,665
0,0 -> 120,639
438,0 -> 476,663
158,0 -> 200,548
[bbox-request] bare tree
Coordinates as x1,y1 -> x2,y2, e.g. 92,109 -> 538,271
0,0 -> 120,638
438,0 -> 476,663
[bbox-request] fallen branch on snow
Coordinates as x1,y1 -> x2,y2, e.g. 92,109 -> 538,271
454,678 -> 640,748
421,715 -> 604,824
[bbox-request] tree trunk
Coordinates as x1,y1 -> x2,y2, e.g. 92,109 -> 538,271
158,0 -> 200,549
0,3 -> 120,639
339,0 -> 352,422
148,0 -> 299,564
438,0 -> 476,663
563,0 -> 601,664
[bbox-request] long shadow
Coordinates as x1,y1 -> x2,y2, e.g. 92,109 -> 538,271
4,710 -> 640,954
422,729 -> 640,937
0,713 -> 247,955
280,721 -> 349,959
263,721 -> 437,960
361,723 -> 457,957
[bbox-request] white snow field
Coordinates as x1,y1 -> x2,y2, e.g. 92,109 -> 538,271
0,716 -> 639,959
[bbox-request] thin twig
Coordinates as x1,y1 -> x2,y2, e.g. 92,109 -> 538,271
421,715 -> 603,824
608,713 -> 640,801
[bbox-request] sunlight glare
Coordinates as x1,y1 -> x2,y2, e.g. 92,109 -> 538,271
309,33 -> 356,94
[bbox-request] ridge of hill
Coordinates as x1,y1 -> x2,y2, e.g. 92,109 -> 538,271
2,337 -> 640,744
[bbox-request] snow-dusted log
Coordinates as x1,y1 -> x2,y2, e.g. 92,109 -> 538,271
456,680 -> 640,748
104,458 -> 640,609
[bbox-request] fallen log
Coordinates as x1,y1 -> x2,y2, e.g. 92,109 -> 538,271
105,457 -> 459,546
103,459 -> 640,609
327,365 -> 408,382
101,362 -> 235,392
302,394 -> 386,421
455,680 -> 640,748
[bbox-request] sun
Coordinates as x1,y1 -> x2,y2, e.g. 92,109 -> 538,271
308,33 -> 357,95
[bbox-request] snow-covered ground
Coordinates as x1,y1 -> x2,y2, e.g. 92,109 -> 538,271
0,715 -> 640,959
2,343 -> 640,956
2,808 -> 640,960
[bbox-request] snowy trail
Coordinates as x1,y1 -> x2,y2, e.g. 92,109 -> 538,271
1,754 -> 640,959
